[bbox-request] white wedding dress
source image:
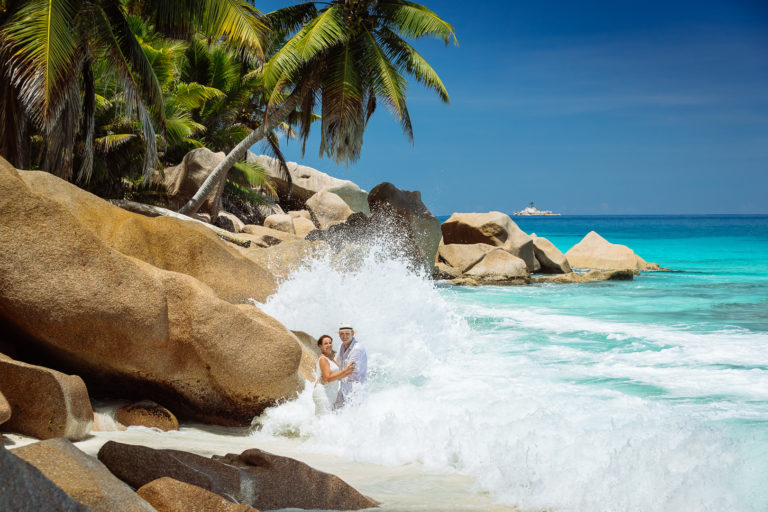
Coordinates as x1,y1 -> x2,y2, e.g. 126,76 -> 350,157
313,356 -> 340,414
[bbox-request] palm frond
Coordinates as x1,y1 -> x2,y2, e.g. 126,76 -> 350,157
77,57 -> 96,182
201,0 -> 267,61
319,38 -> 365,162
95,133 -> 136,152
377,27 -> 449,103
0,0 -> 81,123
378,0 -> 457,45
262,3 -> 318,42
173,82 -> 225,109
361,28 -> 410,139
225,179 -> 272,205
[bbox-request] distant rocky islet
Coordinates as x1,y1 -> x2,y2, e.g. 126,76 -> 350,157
0,150 -> 664,510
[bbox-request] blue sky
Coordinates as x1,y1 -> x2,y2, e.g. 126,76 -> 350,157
257,1 -> 768,215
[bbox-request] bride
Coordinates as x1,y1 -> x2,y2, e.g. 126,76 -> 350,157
313,334 -> 355,414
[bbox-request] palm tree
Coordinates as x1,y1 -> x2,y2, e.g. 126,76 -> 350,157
179,0 -> 456,216
0,0 -> 266,182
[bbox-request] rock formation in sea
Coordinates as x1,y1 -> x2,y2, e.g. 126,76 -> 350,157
565,231 -> 661,271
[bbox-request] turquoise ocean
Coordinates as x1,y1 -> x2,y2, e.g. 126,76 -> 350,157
253,214 -> 768,512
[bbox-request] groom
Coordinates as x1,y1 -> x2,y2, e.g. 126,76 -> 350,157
334,322 -> 368,409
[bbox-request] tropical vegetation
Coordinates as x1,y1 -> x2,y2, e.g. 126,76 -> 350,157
0,0 -> 456,215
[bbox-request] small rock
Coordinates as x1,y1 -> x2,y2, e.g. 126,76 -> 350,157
0,442 -> 90,511
137,477 -> 257,512
116,401 -> 179,431
292,216 -> 317,238
464,249 -> 529,282
12,438 -> 155,511
533,269 -> 635,284
0,356 -> 93,441
438,243 -> 495,273
0,390 -> 10,426
98,441 -> 379,511
531,235 -> 571,274
263,214 -> 296,234
306,190 -> 355,230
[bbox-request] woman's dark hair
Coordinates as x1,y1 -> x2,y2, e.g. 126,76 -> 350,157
317,334 -> 332,347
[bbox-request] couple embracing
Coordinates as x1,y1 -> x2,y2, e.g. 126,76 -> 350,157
313,323 -> 368,414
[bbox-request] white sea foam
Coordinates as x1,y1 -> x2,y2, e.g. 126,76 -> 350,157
257,244 -> 767,512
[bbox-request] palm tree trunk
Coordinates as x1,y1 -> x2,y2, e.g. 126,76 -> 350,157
179,89 -> 305,216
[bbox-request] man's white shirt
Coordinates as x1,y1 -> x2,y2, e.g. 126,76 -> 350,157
335,338 -> 368,408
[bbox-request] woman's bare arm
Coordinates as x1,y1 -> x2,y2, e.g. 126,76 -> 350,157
319,357 -> 355,384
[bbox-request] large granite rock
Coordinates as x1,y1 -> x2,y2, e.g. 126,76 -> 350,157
292,331 -> 320,382
441,212 -> 536,271
464,249 -> 529,283
263,213 -> 296,234
306,190 -> 355,230
0,355 -> 93,441
247,153 -> 370,214
437,243 -> 495,273
531,235 -> 571,274
20,170 -> 277,304
115,401 -> 179,431
156,148 -> 227,217
565,231 -> 660,270
242,240 -> 329,282
98,441 -> 378,510
0,157 -> 303,426
368,182 -> 442,273
137,477 -> 257,512
0,391 -> 10,426
0,443 -> 92,511
13,439 -> 155,511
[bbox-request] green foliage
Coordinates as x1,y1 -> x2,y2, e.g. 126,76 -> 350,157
261,0 -> 456,164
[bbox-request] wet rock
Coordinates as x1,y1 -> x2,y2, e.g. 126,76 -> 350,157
137,477 -> 257,512
98,441 -> 378,511
565,231 -> 660,270
115,401 -> 179,431
441,212 -> 536,271
0,442 -> 91,511
0,355 -> 92,441
533,269 -> 635,284
12,438 -> 154,511
368,182 -> 442,273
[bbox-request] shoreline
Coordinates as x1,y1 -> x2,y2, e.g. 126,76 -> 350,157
5,424 -> 515,512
